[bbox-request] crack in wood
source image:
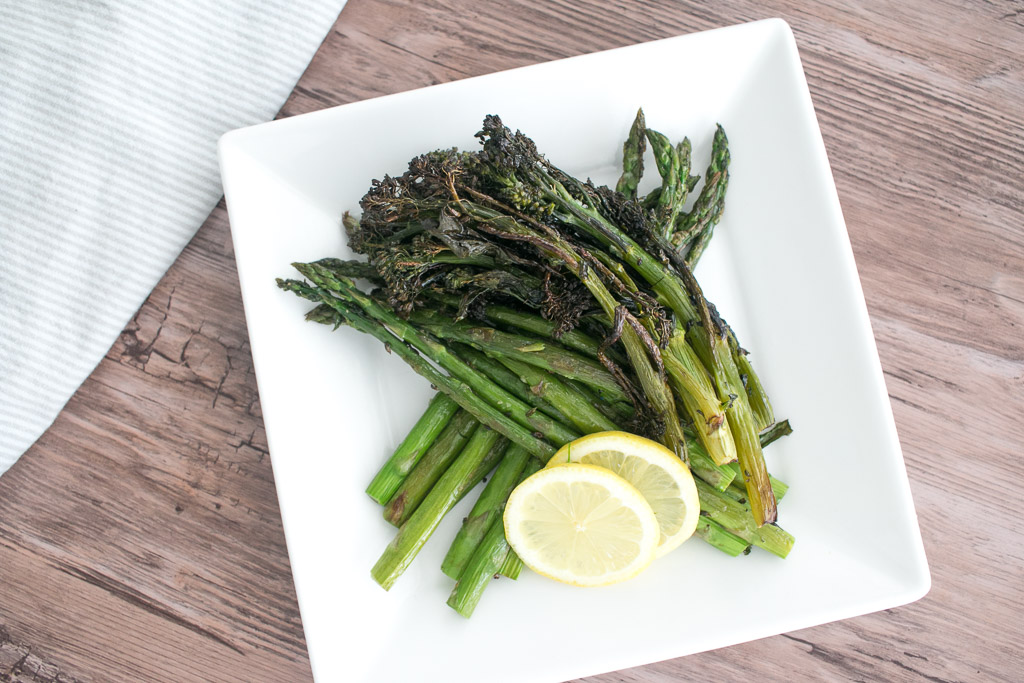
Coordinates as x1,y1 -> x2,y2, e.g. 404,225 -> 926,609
52,564 -> 244,656
0,626 -> 80,683
781,634 -> 864,672
292,85 -> 339,108
120,285 -> 179,370
377,37 -> 472,76
889,393 -> 930,413
852,646 -> 955,683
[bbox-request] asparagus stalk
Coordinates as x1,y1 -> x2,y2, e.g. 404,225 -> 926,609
728,328 -> 775,431
461,437 -> 510,505
497,549 -> 523,580
294,265 -> 580,448
686,322 -> 777,526
313,257 -> 384,284
342,210 -> 360,237
303,303 -> 341,327
447,515 -> 512,617
695,517 -> 750,557
641,186 -> 662,210
383,412 -> 480,526
677,137 -> 699,195
279,278 -> 556,459
447,459 -> 542,616
409,310 -> 628,404
759,419 -> 793,446
725,472 -> 789,504
469,302 -> 605,361
685,434 -> 737,492
426,291 -> 628,367
371,425 -> 502,590
646,128 -> 683,239
564,378 -> 635,425
452,344 -> 572,426
494,357 -> 618,435
441,444 -> 532,579
615,108 -> 646,199
694,478 -> 793,558
366,392 -> 460,504
722,418 -> 792,503
736,350 -> 774,432
674,124 -> 730,261
663,334 -> 736,466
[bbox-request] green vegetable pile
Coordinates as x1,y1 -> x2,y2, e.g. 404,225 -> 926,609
277,110 -> 794,617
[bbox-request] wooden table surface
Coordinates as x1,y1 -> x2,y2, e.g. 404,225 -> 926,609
2,1 -> 1022,681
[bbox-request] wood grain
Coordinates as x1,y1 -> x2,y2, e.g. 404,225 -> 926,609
1,0 -> 1021,681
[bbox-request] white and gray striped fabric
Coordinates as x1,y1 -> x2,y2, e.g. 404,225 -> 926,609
0,0 -> 346,475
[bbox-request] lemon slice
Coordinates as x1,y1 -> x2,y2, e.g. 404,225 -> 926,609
547,431 -> 700,558
503,463 -> 659,586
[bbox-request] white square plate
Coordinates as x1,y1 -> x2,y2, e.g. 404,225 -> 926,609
219,19 -> 929,683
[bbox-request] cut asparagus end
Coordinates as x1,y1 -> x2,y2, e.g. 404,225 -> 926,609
366,392 -> 460,504
695,517 -> 750,557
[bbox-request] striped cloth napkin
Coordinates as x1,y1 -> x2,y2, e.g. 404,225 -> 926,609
0,1 -> 346,475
